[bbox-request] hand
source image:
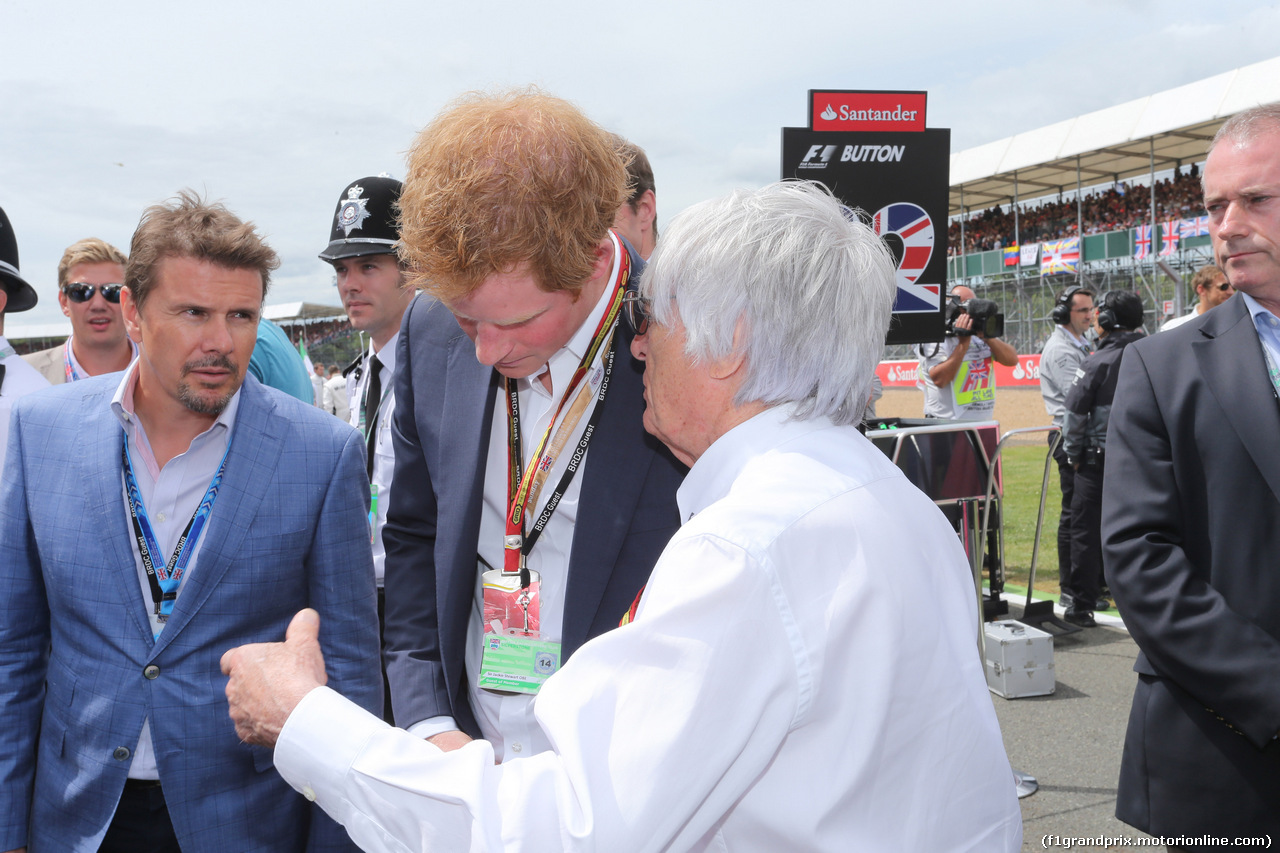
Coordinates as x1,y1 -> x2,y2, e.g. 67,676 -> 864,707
426,730 -> 473,752
222,609 -> 328,748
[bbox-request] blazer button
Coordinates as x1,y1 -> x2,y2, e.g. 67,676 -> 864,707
143,665 -> 160,680
113,746 -> 131,761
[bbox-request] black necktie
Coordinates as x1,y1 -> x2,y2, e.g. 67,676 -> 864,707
363,357 -> 382,480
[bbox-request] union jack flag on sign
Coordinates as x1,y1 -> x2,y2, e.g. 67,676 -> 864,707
1180,215 -> 1210,239
1134,225 -> 1152,260
1159,220 -> 1180,256
871,202 -> 939,314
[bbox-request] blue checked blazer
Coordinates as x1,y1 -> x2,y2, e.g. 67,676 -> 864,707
0,373 -> 381,852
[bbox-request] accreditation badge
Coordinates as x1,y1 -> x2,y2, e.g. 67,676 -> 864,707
369,484 -> 379,544
480,568 -> 556,694
478,634 -> 562,694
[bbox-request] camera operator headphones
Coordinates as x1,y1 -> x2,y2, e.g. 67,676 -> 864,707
1096,290 -> 1144,332
1052,285 -> 1087,325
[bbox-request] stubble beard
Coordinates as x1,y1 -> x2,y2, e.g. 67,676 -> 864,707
178,355 -> 239,416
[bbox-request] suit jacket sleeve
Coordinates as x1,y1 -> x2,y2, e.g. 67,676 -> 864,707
381,300 -> 455,730
0,402 -> 49,850
1061,361 -> 1094,462
1103,343 -> 1280,748
304,426 -> 384,851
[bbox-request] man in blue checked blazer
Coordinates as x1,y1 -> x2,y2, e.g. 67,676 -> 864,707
0,192 -> 380,853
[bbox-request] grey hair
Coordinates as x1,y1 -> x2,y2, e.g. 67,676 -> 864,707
641,180 -> 896,425
1212,102 -> 1280,151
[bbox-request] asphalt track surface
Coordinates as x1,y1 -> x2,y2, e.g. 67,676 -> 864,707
990,597 -> 1168,852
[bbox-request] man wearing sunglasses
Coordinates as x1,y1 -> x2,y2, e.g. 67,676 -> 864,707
374,90 -> 686,757
1159,263 -> 1233,331
23,238 -> 136,384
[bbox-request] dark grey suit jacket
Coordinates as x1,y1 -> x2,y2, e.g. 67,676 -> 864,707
382,271 -> 686,737
1103,293 -> 1280,835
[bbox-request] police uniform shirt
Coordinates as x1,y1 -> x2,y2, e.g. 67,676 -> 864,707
0,335 -> 51,472
348,334 -> 399,586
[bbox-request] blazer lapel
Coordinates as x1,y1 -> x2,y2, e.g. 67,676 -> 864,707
149,379 -> 283,655
84,392 -> 156,644
1195,297 -> 1280,503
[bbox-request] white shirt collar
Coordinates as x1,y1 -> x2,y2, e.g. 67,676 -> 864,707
110,358 -> 241,468
1059,325 -> 1088,347
371,330 -> 400,377
676,403 -> 834,523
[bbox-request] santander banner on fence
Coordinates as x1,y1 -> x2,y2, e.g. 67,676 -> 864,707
877,354 -> 1043,388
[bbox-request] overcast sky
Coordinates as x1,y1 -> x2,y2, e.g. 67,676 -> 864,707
4,0 -> 1279,327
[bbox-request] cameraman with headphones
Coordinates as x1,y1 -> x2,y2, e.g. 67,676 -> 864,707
1041,285 -> 1095,609
916,285 -> 1018,420
1060,290 -> 1146,627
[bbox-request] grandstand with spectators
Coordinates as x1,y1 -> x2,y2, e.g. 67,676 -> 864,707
894,56 -> 1280,360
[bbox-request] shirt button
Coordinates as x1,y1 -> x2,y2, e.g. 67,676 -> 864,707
510,742 -> 523,754
156,511 -> 167,523
143,665 -> 160,679
302,786 -> 317,802
113,746 -> 131,761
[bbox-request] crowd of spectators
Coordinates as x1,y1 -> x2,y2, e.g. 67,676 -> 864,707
948,166 -> 1203,256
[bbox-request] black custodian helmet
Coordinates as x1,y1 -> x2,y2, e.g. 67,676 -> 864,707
0,205 -> 38,313
318,175 -> 403,263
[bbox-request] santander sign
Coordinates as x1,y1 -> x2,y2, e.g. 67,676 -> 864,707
811,91 -> 927,132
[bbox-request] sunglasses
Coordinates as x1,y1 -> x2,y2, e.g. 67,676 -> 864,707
1214,281 -> 1233,292
621,288 -> 651,336
63,282 -> 123,304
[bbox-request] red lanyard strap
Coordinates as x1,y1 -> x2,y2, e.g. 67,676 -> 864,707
503,245 -> 630,580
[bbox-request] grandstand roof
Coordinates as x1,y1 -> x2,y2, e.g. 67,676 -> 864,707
262,301 -> 347,324
949,56 -> 1280,216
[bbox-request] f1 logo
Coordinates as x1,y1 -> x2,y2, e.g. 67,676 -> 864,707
802,144 -> 837,164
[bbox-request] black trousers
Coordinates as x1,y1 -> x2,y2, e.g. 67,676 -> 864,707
1067,461 -> 1104,612
1049,432 -> 1075,590
98,780 -> 180,853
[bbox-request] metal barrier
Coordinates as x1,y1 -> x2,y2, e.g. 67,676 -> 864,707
978,425 -> 1080,638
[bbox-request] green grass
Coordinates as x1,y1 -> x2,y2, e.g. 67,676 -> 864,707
998,444 -> 1063,596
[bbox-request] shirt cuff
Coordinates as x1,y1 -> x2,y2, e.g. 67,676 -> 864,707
406,715 -> 460,740
274,685 -> 392,801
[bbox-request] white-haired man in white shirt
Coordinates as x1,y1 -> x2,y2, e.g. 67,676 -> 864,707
221,181 -> 1022,853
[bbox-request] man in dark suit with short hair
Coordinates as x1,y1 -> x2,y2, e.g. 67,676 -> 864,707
1104,102 -> 1280,842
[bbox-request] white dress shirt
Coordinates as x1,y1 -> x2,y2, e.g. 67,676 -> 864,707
110,361 -> 239,778
276,404 -> 1023,852
408,241 -> 621,761
324,373 -> 350,421
1159,307 -> 1202,331
346,333 -> 399,586
0,335 -> 51,473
